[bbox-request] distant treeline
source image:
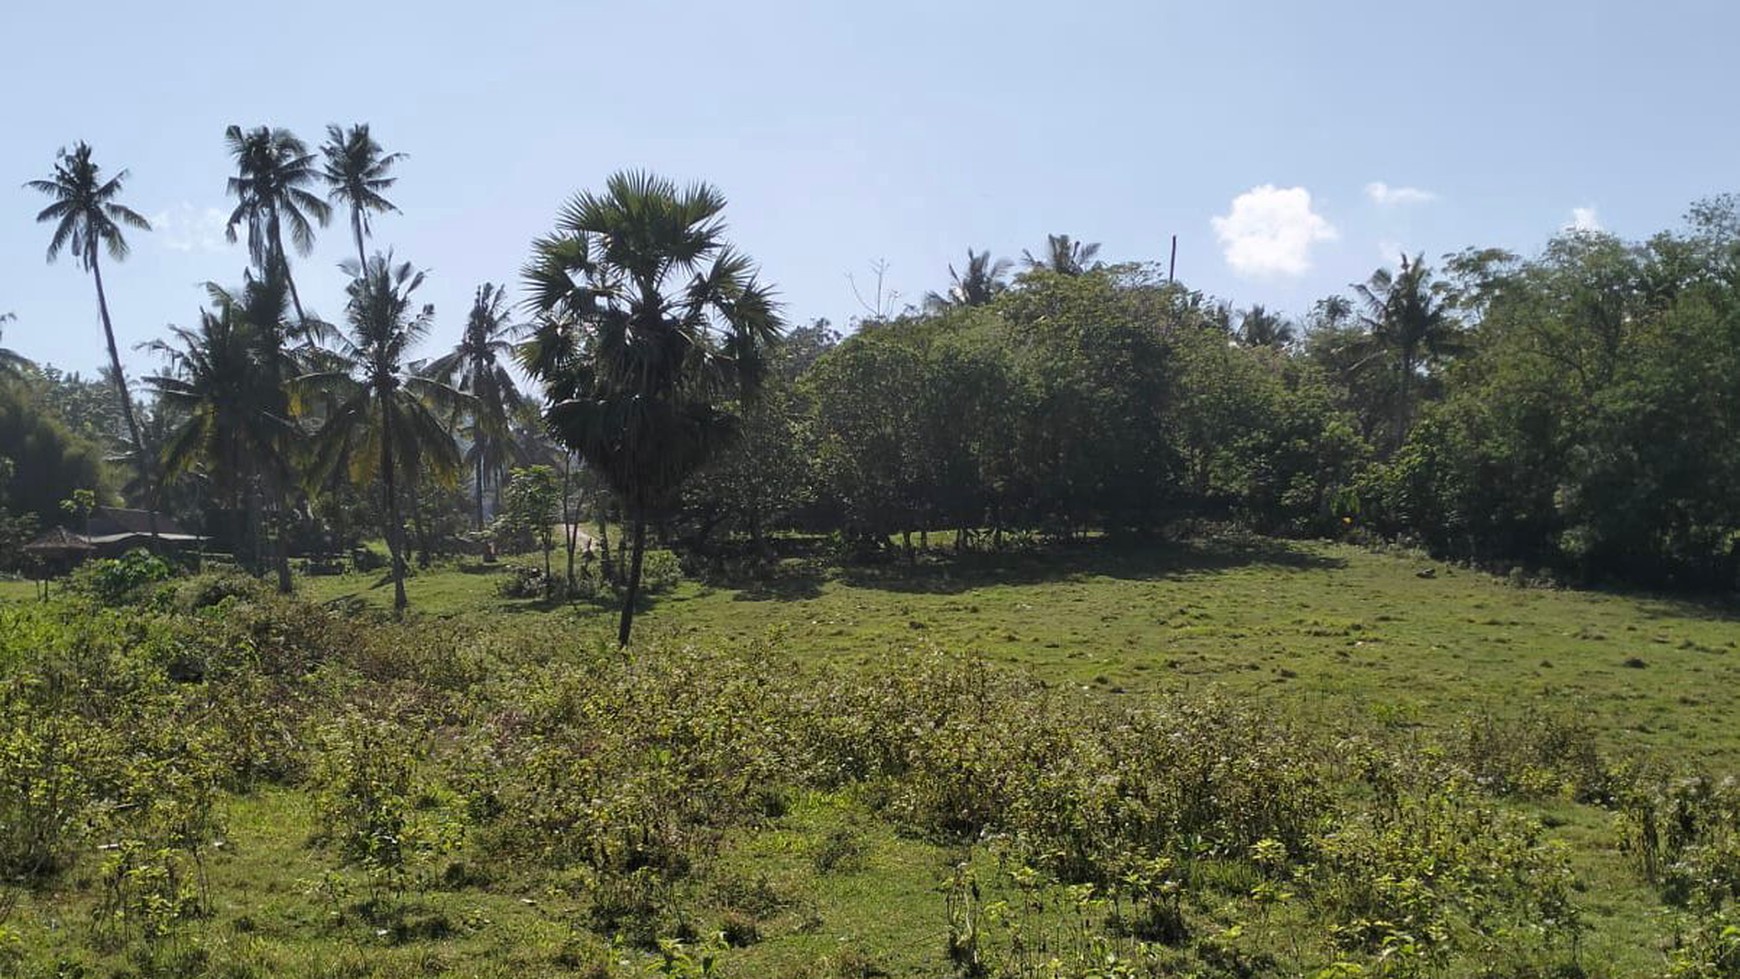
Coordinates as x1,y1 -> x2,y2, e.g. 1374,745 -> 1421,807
7,125 -> 1740,596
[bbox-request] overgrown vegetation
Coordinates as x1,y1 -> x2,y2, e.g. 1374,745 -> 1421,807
0,539 -> 1736,976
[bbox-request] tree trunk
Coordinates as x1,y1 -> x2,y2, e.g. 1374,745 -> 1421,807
380,410 -> 408,613
245,481 -> 265,574
268,212 -> 310,327
475,457 -> 486,532
1395,350 -> 1415,452
542,528 -> 553,600
353,209 -> 368,277
89,252 -> 159,544
408,476 -> 432,569
597,508 -> 613,584
562,454 -> 578,592
270,476 -> 293,594
617,505 -> 648,647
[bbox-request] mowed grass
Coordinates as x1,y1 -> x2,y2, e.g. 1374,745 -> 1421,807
288,535 -> 1740,769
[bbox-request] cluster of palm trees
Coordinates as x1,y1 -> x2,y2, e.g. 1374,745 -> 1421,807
29,128 -> 527,612
924,234 -> 1103,310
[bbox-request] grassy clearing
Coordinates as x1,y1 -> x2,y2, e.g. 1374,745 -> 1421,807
3,536 -> 1739,977
288,536 -> 1740,767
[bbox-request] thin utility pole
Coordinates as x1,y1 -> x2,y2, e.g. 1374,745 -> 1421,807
1168,235 -> 1178,282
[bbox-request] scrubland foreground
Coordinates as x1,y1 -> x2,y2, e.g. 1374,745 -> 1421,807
3,539 -> 1740,978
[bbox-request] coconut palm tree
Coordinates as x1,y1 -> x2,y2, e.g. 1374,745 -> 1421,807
1353,253 -> 1464,448
26,143 -> 158,533
320,124 -> 407,271
143,284 -> 289,585
1022,234 -> 1101,276
925,249 -> 1012,310
305,254 -> 467,612
1236,304 -> 1295,348
223,125 -> 331,323
519,170 -> 781,645
428,283 -> 525,530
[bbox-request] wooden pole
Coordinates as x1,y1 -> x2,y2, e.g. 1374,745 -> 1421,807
1168,235 -> 1178,282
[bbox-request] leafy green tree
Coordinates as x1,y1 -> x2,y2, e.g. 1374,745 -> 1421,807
926,249 -> 1012,309
224,125 -> 331,322
520,170 -> 781,645
307,255 -> 467,612
320,123 -> 407,271
1021,234 -> 1100,276
429,283 -> 526,530
805,328 -> 928,550
499,465 -> 559,597
0,382 -> 108,522
682,319 -> 836,553
26,142 -> 157,531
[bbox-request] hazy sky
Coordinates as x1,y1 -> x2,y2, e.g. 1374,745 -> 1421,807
2,0 -> 1736,377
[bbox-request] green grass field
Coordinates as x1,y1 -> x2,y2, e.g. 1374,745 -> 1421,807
296,536 -> 1740,767
4,536 -> 1738,977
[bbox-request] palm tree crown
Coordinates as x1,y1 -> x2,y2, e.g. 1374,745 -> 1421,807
27,142 -> 151,270
926,248 -> 1012,310
320,123 -> 406,269
224,125 -> 331,321
1237,304 -> 1296,348
1022,234 -> 1101,276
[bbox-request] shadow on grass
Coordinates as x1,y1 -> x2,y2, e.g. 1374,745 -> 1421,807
725,534 -> 1344,600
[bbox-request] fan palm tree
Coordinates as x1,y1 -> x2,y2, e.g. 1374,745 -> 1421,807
1353,253 -> 1464,448
320,124 -> 407,271
1021,234 -> 1101,276
925,249 -> 1012,310
223,125 -> 331,323
519,170 -> 781,645
26,143 -> 159,533
305,254 -> 467,612
428,283 -> 526,530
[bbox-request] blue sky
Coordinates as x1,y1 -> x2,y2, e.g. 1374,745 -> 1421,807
2,0 -> 1736,377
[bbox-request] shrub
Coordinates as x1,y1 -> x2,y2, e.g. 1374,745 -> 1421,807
69,548 -> 174,605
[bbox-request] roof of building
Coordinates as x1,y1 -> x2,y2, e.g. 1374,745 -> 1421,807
24,527 -> 96,552
86,507 -> 197,538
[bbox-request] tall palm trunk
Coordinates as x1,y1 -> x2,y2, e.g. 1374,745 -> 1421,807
380,406 -> 408,612
475,456 -> 486,531
89,250 -> 159,542
352,210 -> 368,275
268,211 -> 309,325
617,503 -> 647,646
1394,349 -> 1415,452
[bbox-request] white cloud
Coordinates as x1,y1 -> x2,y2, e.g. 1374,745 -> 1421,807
150,203 -> 234,253
1211,185 -> 1338,278
1567,206 -> 1602,232
1365,182 -> 1437,207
